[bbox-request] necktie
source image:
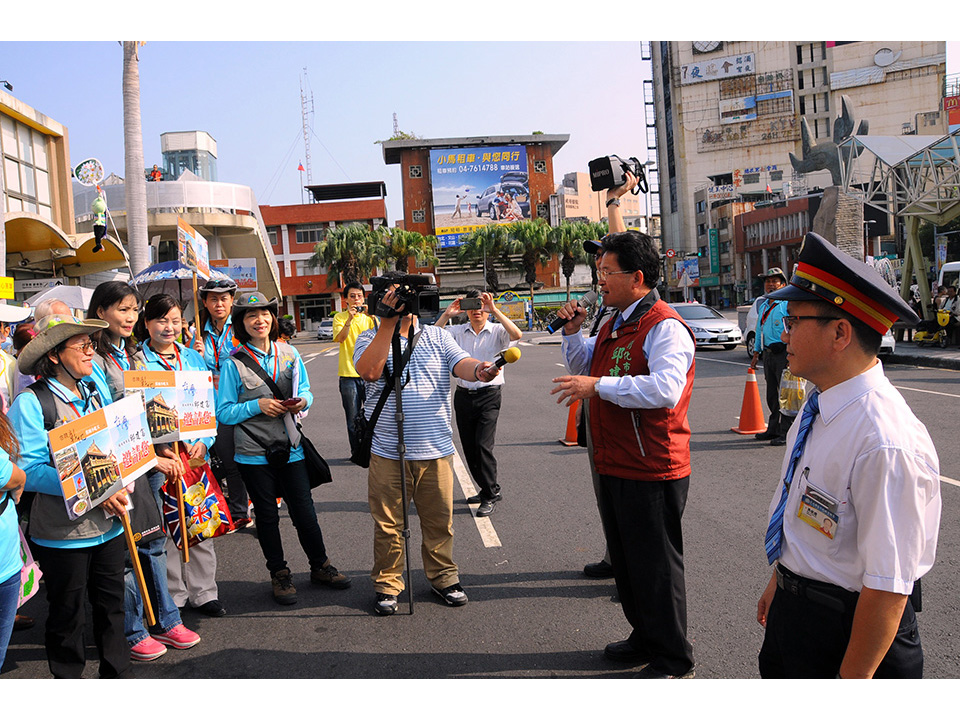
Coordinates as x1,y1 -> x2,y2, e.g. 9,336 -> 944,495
764,390 -> 821,564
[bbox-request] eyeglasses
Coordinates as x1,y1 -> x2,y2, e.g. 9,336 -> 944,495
64,340 -> 95,354
782,315 -> 843,333
201,280 -> 236,291
597,269 -> 635,280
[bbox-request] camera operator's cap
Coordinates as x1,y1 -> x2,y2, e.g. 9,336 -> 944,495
758,267 -> 788,283
766,232 -> 919,333
583,234 -> 609,255
198,278 -> 237,296
232,292 -> 278,315
18,314 -> 108,375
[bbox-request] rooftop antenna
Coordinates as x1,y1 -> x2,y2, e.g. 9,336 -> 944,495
393,112 -> 400,137
300,69 -> 315,202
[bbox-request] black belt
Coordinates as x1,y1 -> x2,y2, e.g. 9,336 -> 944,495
456,385 -> 501,395
775,565 -> 858,614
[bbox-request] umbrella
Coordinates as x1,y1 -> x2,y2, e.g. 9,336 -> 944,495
130,260 -> 232,338
25,284 -> 95,311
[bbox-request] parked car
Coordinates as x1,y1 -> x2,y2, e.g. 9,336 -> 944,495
475,181 -> 529,219
880,328 -> 896,355
316,318 -> 334,341
670,302 -> 742,350
740,299 -> 760,359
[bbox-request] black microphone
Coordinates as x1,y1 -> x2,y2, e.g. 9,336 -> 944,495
547,290 -> 598,334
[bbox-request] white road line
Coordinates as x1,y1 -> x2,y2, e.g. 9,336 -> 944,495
693,356 -> 752,367
324,348 -> 339,356
893,385 -> 960,400
941,476 -> 960,488
451,448 -> 502,548
305,352 -> 320,358
303,357 -> 316,365
519,341 -> 534,346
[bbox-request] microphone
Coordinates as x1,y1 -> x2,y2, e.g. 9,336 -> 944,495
494,346 -> 521,369
546,290 -> 598,334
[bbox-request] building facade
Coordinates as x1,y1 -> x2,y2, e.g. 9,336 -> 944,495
651,41 -> 947,306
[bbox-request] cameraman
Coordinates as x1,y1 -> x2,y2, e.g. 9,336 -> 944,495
354,274 -> 500,616
435,290 -> 523,517
333,282 -> 377,457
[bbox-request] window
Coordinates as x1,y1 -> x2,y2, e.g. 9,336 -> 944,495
743,173 -> 760,185
295,259 -> 325,276
1,115 -> 54,218
267,228 -> 278,246
295,224 -> 325,246
412,209 -> 426,223
409,165 -> 422,179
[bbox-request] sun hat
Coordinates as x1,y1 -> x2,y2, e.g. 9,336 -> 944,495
198,278 -> 238,297
17,314 -> 108,375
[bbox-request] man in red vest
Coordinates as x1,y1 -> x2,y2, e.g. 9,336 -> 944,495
552,206 -> 697,679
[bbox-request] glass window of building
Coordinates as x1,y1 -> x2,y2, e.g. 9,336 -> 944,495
295,224 -> 325,246
1,114 -> 53,217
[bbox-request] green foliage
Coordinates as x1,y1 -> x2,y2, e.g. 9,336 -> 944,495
383,227 -> 439,272
310,222 -> 386,287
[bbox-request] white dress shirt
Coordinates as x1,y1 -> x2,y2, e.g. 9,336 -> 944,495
444,320 -> 513,390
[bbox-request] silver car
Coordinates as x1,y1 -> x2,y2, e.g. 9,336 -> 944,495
670,303 -> 742,350
316,318 -> 334,341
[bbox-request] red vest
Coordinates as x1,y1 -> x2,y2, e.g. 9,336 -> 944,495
588,299 -> 694,481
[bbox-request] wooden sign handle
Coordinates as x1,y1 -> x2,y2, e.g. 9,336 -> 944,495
121,512 -> 156,627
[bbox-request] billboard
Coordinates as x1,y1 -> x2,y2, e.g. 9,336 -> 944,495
210,257 -> 257,290
429,145 -> 529,248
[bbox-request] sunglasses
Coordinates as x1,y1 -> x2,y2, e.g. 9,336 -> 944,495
201,280 -> 236,291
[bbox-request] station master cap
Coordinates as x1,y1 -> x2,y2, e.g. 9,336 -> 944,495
766,232 -> 919,334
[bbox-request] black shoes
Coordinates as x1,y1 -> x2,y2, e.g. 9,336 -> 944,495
583,560 -> 615,578
604,640 -> 652,665
466,492 -> 502,504
375,593 -> 398,616
635,664 -> 696,679
432,582 -> 469,607
770,437 -> 787,446
467,493 -> 502,516
754,430 -> 776,441
196,599 -> 226,617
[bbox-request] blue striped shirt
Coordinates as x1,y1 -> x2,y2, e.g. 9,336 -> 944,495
354,322 -> 469,461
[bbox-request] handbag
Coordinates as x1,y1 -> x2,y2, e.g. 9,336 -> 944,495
234,351 -> 331,488
17,526 -> 42,609
160,447 -> 234,549
126,473 -> 164,547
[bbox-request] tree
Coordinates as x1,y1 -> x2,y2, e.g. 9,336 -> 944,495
504,219 -> 552,318
382,227 -> 438,273
456,224 -> 511,292
310,222 -> 384,287
548,222 -> 590,302
123,41 -> 149,275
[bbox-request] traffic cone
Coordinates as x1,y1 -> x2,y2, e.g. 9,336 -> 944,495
559,399 -> 581,446
731,368 -> 767,434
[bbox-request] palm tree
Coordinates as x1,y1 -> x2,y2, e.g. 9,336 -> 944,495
455,224 -> 511,292
122,41 -> 149,275
310,222 -> 384,287
382,227 -> 438,273
504,219 -> 552,319
549,222 -> 590,302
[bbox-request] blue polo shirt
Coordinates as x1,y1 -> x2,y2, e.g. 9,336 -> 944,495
754,298 -> 789,353
0,449 -> 20,584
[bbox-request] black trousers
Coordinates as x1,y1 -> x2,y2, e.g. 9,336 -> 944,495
762,345 -> 791,438
213,424 -> 249,521
759,573 -> 923,678
31,535 -> 131,679
598,473 -> 694,676
454,386 -> 502,500
238,460 -> 329,576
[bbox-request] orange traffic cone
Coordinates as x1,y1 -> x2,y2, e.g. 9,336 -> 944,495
731,368 -> 767,434
559,399 -> 581,446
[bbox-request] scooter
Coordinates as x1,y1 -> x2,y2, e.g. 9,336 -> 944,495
913,308 -> 951,348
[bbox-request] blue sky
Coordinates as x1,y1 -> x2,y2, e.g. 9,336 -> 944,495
2,34 -> 956,226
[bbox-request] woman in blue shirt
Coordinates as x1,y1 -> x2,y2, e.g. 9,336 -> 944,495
7,314 -> 130,678
88,281 -> 144,402
217,292 -> 349,606
0,412 -> 26,673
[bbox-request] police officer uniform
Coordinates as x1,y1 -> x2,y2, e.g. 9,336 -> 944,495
753,268 -> 791,445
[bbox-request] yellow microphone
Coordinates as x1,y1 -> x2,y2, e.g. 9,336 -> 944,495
494,346 -> 521,369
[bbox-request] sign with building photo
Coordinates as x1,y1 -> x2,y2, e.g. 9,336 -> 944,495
210,257 -> 257,290
429,145 -> 528,248
177,217 -> 210,279
48,394 -> 157,521
123,370 -> 217,445
680,52 -> 755,85
676,258 -> 700,287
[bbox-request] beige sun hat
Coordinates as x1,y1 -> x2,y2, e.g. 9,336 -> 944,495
17,314 -> 108,375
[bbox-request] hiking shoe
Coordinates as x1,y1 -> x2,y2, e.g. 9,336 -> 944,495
311,560 -> 352,589
432,582 -> 468,607
375,593 -> 398,616
151,624 -> 201,649
272,569 -> 297,605
130,636 -> 167,661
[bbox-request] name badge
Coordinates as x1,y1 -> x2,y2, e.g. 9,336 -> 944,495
797,472 -> 840,540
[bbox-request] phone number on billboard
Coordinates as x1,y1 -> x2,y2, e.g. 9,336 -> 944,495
436,163 -> 523,175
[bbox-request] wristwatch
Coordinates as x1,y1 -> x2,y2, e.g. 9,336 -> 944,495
606,197 -> 621,208
594,378 -> 602,396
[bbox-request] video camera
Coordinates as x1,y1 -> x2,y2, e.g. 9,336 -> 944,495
588,155 -> 650,194
369,273 -> 440,319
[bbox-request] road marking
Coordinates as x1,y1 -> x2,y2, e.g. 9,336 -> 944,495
305,352 -> 320,358
303,357 -> 316,365
942,476 -> 960,488
520,341 -> 534,346
693,356 -> 752,367
451,448 -> 502,548
893,385 -> 960,400
324,348 -> 339,357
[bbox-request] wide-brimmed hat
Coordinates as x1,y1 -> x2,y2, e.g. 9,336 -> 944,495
758,267 -> 788,283
17,314 -> 108,375
0,303 -> 31,324
766,232 -> 919,334
198,278 -> 238,297
230,292 -> 278,323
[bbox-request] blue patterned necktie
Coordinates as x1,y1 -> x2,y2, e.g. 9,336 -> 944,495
764,390 -> 821,564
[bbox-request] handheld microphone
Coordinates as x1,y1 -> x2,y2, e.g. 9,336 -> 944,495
546,291 -> 598,334
494,346 -> 521,369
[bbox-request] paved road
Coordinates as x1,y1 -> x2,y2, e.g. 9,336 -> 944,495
3,333 -> 958,685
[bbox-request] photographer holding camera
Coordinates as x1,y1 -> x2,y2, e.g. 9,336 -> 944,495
435,290 -> 523,517
354,273 -> 500,616
333,282 -> 377,457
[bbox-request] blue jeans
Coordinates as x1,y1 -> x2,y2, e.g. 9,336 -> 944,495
0,571 -> 19,672
123,470 -> 182,644
339,376 -> 366,456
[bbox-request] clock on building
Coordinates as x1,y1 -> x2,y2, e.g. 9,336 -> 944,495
692,41 -> 722,54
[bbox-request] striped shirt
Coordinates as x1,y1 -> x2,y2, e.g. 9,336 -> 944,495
354,322 -> 469,460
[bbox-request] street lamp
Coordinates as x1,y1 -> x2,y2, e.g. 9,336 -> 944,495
0,80 -> 12,92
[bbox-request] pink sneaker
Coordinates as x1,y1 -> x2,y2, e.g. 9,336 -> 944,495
131,636 -> 167,661
151,624 -> 201,649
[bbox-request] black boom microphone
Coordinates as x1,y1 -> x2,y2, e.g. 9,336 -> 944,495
546,290 -> 598,334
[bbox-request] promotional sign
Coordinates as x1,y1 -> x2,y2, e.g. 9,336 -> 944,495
429,145 -> 528,248
177,217 -> 210,280
123,370 -> 217,445
48,394 -> 157,521
210,257 -> 257,290
681,52 -> 755,85
0,277 -> 13,300
708,228 -> 721,275
493,290 -> 528,323
676,258 -> 701,287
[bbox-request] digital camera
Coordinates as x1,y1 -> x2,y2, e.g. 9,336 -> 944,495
588,155 -> 648,193
459,297 -> 483,311
369,273 -> 440,319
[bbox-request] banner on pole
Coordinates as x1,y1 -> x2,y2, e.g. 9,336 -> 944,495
124,370 -> 217,445
177,217 -> 210,280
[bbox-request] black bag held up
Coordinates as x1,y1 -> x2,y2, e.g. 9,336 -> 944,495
127,473 -> 164,547
233,351 -> 331,487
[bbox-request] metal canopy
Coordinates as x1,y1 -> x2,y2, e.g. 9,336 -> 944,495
840,128 -> 960,225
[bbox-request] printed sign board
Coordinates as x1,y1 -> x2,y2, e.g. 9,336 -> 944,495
124,370 -> 217,445
177,218 -> 210,280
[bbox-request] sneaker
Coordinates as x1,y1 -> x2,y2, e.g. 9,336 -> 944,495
151,624 -> 201,650
196,599 -> 227,617
272,569 -> 297,605
375,592 -> 398,616
476,499 -> 497,517
466,492 -> 502,505
311,560 -> 352,589
432,582 -> 468,607
130,636 -> 168,661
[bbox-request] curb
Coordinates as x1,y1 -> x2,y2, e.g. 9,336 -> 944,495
881,352 -> 960,371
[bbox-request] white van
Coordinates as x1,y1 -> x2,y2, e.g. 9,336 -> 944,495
939,261 -> 960,290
